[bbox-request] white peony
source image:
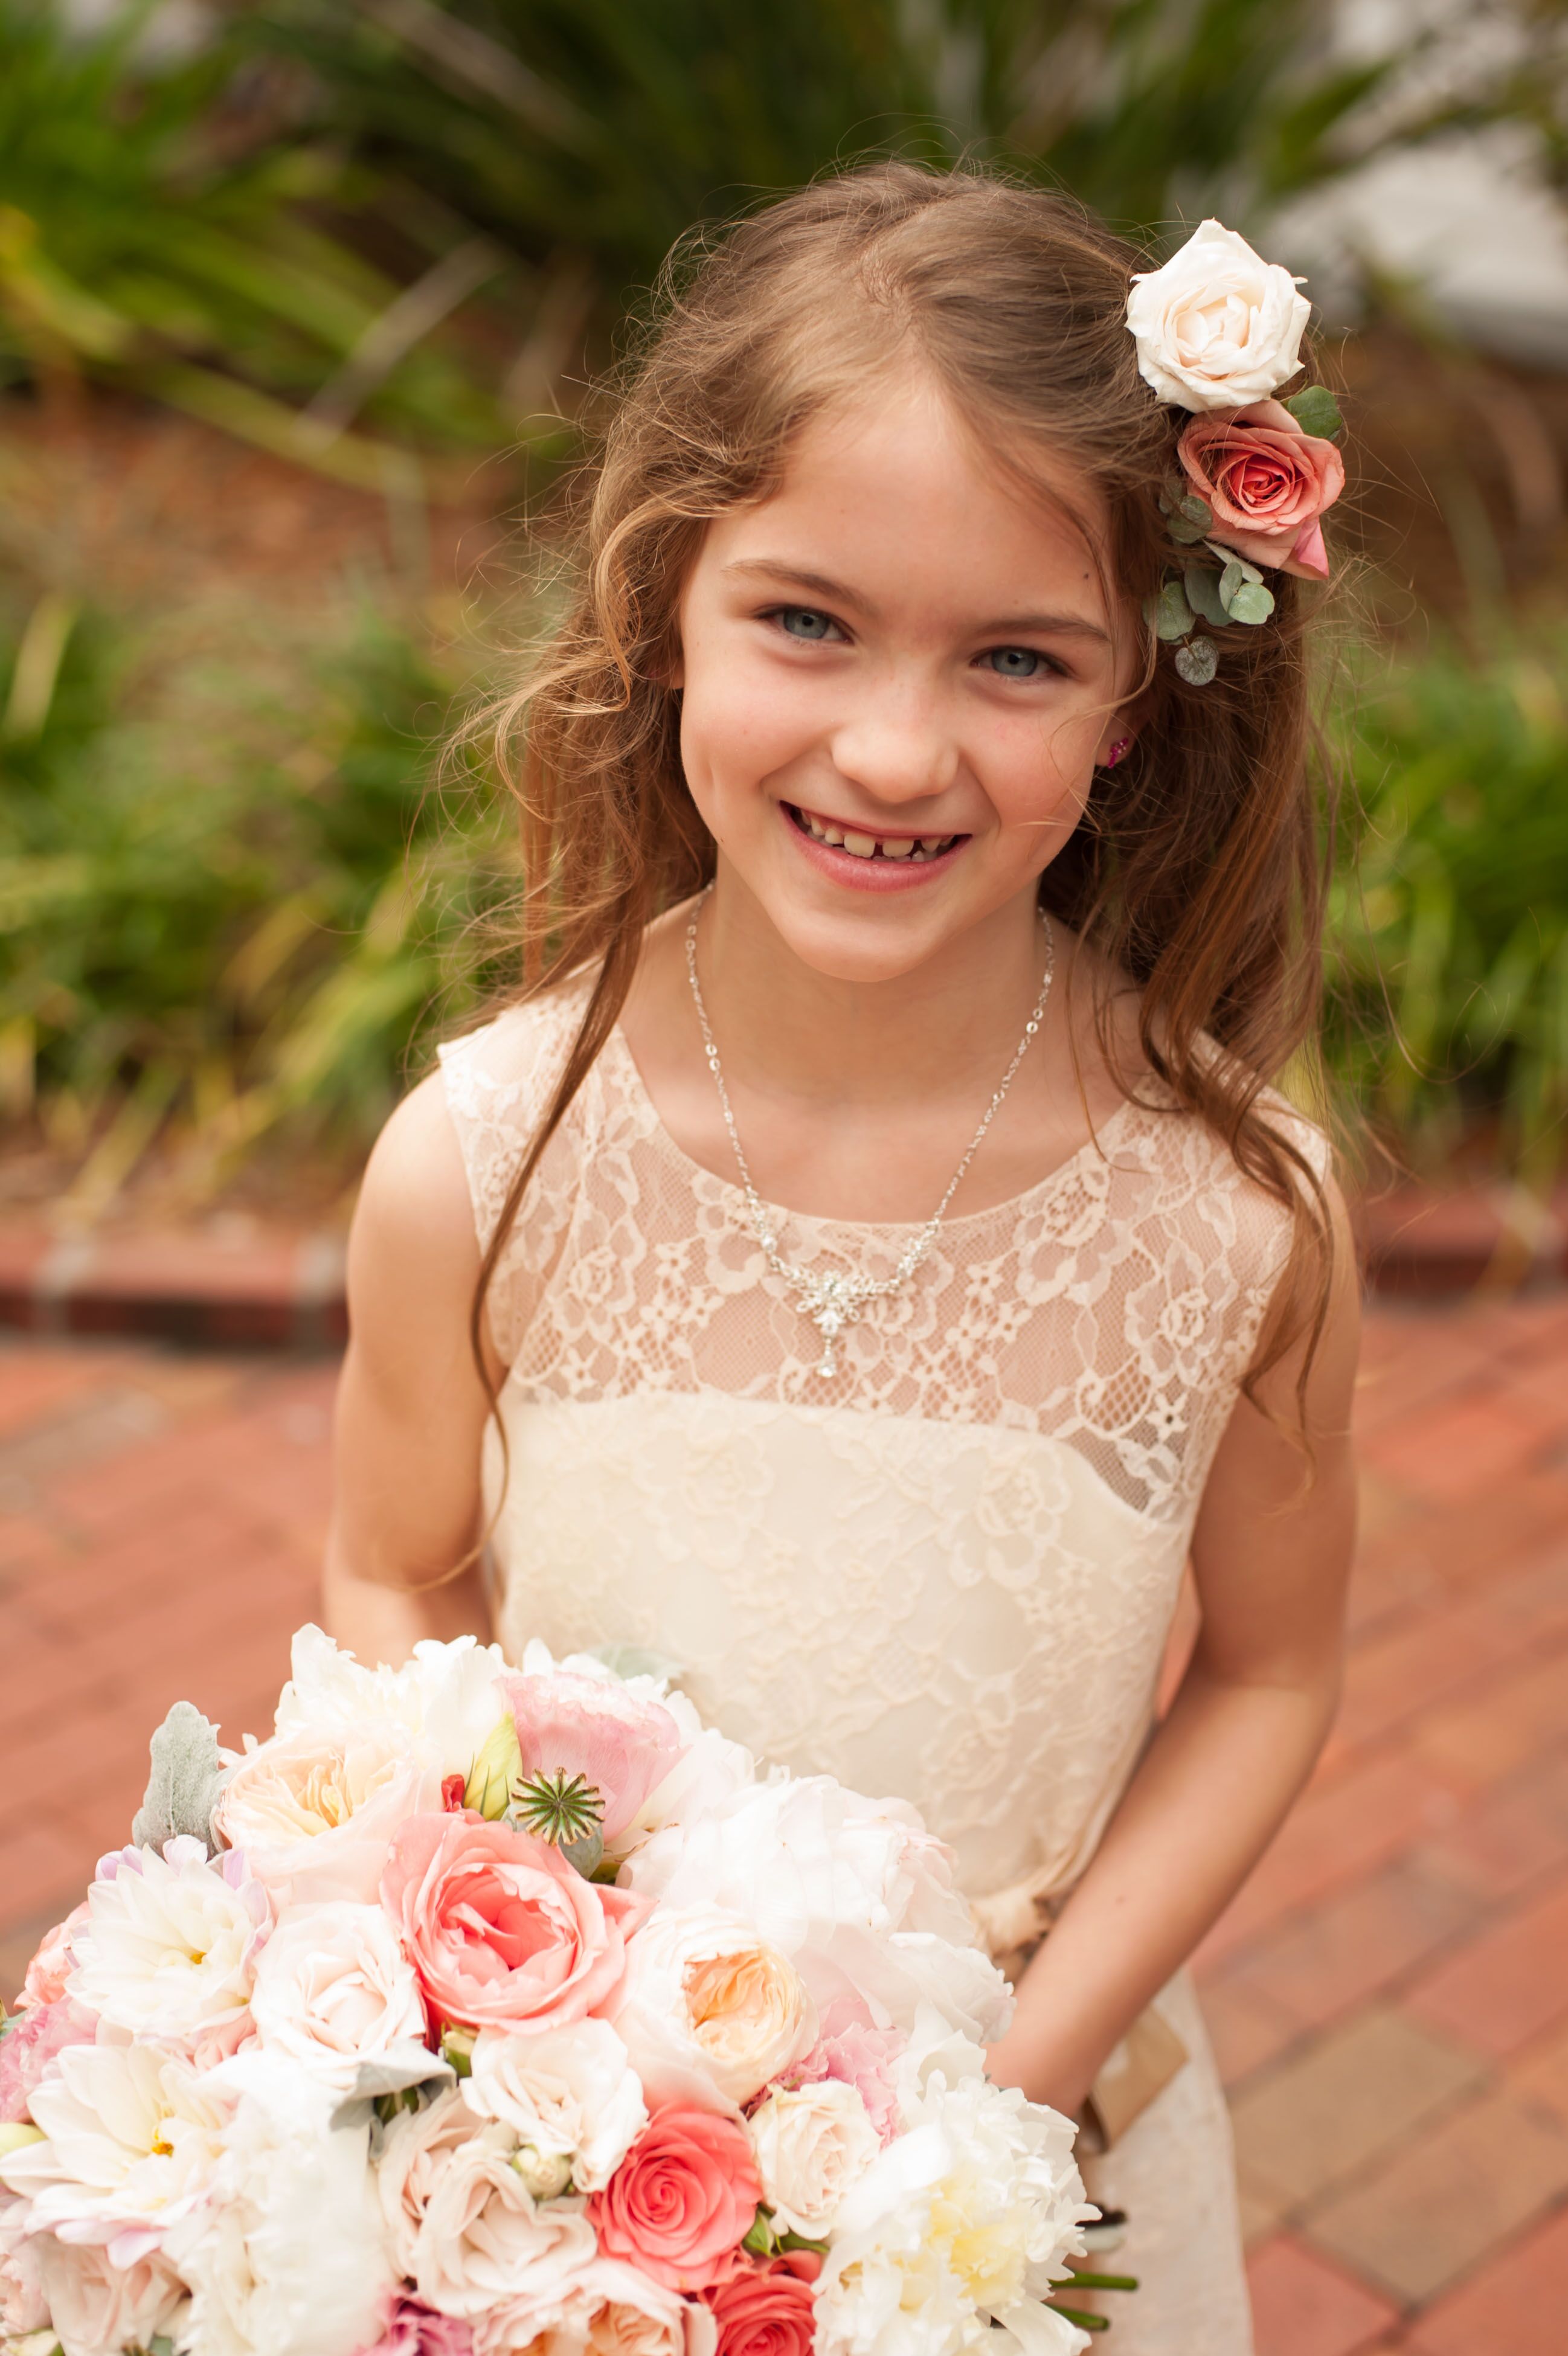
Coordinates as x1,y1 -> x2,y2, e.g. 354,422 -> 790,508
8,2231 -> 185,2356
65,1840 -> 269,2041
465,2021 -> 646,2194
248,1902 -> 428,2091
273,1624 -> 512,1770
1125,219 -> 1309,411
0,2042 -> 227,2267
747,2079 -> 881,2238
163,2049 -> 396,2356
623,1778 -> 1007,2046
812,2125 -> 971,2356
612,1905 -> 815,2106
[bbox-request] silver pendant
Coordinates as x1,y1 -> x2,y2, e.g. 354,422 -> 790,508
792,1270 -> 862,1379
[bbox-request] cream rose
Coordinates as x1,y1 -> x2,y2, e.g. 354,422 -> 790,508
747,2080 -> 881,2238
248,1901 -> 429,2092
22,2234 -> 184,2356
1125,219 -> 1309,411
613,1907 -> 815,2105
466,2021 -> 647,2194
377,2088 -> 489,2279
214,1727 -> 432,1908
410,2133 -> 597,2326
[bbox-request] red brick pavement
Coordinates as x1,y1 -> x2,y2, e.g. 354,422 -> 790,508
2,1302 -> 1568,2349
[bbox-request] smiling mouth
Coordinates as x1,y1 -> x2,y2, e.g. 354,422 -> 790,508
786,803 -> 964,862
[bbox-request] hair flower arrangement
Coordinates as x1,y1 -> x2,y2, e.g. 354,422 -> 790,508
1126,219 -> 1345,684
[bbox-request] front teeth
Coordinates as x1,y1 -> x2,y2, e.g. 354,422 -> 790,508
796,809 -> 956,861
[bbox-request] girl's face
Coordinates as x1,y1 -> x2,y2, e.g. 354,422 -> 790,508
675,380 -> 1140,984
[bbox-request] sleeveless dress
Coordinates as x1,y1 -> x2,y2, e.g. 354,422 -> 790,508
439,972 -> 1322,2356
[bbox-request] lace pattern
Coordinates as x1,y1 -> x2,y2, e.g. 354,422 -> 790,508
438,972 -> 1324,1528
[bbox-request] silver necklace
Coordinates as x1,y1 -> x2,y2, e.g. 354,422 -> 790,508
684,896 -> 1056,1379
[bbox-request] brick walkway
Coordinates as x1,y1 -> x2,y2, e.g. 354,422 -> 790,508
2,1304 -> 1567,2350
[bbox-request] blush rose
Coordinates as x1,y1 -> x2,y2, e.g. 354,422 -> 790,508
1177,399 -> 1345,580
381,1811 -> 649,2032
588,2108 -> 762,2293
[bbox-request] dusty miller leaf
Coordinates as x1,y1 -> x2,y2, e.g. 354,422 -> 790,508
130,1701 -> 228,1857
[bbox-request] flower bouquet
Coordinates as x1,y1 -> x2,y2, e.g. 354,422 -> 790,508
1,1629 -> 1119,2356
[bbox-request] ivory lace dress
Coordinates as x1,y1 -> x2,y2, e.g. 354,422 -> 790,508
439,972 -> 1323,2356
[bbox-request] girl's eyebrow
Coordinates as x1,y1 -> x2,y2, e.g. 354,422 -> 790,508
721,557 -> 1109,643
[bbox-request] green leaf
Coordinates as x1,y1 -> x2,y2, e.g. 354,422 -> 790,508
1178,493 -> 1212,526
1183,565 -> 1232,631
1174,637 -> 1219,686
1283,385 -> 1344,441
1166,502 -> 1212,545
1144,582 -> 1195,643
1227,580 -> 1277,625
742,2209 -> 776,2259
1218,557 -> 1264,605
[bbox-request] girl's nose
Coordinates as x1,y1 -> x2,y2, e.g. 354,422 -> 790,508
827,686 -> 960,809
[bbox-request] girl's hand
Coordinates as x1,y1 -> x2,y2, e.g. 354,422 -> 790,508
323,1071 -> 497,1663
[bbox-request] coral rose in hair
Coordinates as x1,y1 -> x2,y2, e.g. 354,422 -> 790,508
588,2108 -> 762,2293
1177,399 -> 1345,580
381,1811 -> 650,2032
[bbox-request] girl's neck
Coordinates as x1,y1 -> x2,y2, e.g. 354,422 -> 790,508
688,864 -> 1052,1115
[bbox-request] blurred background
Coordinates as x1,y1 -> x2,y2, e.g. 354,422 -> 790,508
2,0 -> 1568,1230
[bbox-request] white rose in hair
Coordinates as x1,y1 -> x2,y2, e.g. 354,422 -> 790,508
1125,219 -> 1309,411
747,2079 -> 881,2237
248,1902 -> 429,2091
66,1838 -> 269,2040
465,2020 -> 647,2192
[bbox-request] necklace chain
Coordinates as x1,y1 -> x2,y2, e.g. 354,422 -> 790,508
684,893 -> 1056,1378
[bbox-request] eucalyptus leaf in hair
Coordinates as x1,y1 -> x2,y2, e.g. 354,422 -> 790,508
1227,580 -> 1276,625
1174,637 -> 1219,685
1183,565 -> 1232,631
1282,385 -> 1344,441
1144,581 -> 1195,642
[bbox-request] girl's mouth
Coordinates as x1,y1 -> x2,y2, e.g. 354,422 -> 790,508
783,800 -> 966,875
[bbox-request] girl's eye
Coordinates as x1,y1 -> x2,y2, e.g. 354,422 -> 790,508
984,646 -> 1049,679
774,606 -> 840,642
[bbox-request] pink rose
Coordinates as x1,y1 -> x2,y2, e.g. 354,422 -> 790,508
381,1811 -> 649,2032
702,2253 -> 820,2356
0,1995 -> 97,2123
589,2108 -> 762,2293
775,2002 -> 904,2146
501,1672 -> 686,1842
356,2296 -> 475,2356
1177,398 -> 1345,579
18,1905 -> 89,2011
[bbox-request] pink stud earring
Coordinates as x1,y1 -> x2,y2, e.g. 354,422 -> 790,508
1105,736 -> 1133,768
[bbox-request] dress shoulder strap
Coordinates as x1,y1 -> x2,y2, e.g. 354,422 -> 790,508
436,977 -> 594,1361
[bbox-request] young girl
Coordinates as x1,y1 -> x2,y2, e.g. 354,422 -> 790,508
326,164 -> 1360,2352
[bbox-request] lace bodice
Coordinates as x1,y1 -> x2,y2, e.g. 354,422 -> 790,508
439,972 -> 1323,1921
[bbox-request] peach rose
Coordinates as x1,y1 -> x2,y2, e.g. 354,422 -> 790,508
702,2253 -> 820,2356
1177,399 -> 1344,580
588,2109 -> 761,2293
614,1908 -> 815,2105
381,1812 -> 649,2032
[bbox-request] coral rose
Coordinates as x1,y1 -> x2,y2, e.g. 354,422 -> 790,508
1177,399 -> 1344,580
702,2253 -> 820,2356
588,2109 -> 762,2293
381,1811 -> 649,2032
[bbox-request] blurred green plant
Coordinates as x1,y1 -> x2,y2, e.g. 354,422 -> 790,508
1326,629 -> 1568,1188
248,0 -> 1538,333
0,0 -> 506,484
0,578 -> 515,1213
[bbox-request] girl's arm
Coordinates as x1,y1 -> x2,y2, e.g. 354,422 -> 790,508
986,1181 -> 1361,2116
322,1073 -> 496,1664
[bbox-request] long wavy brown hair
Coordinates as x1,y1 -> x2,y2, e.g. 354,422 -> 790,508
470,158 -> 1338,1431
